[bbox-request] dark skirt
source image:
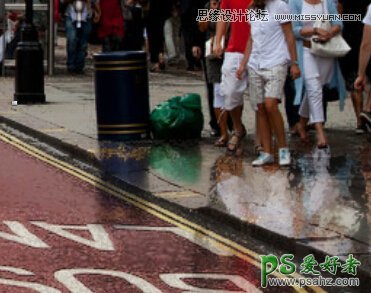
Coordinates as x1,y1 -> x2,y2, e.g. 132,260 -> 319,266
205,57 -> 223,84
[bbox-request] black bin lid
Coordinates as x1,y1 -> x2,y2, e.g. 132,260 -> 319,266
94,51 -> 146,62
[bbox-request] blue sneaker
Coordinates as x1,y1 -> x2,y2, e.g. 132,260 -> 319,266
252,152 -> 274,166
279,148 -> 291,166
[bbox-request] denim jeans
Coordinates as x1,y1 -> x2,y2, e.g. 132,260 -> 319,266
65,18 -> 92,72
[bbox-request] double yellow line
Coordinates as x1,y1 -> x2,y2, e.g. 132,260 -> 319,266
0,129 -> 325,293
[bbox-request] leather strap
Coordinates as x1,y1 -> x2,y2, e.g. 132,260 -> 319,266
303,40 -> 312,48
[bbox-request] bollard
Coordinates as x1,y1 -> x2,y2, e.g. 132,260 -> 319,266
94,51 -> 150,141
14,0 -> 45,104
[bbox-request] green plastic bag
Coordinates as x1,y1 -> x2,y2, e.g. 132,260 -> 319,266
150,93 -> 204,139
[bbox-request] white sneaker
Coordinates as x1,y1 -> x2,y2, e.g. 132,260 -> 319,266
279,148 -> 291,166
312,145 -> 331,169
252,152 -> 274,166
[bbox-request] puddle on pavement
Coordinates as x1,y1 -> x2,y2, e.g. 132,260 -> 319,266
96,131 -> 370,245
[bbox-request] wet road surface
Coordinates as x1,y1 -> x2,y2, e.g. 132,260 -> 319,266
96,131 -> 370,274
0,132 -> 303,292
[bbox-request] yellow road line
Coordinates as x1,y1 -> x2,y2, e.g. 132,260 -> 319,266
155,191 -> 204,199
0,111 -> 19,115
98,130 -> 147,135
39,128 -> 66,133
0,129 -> 326,293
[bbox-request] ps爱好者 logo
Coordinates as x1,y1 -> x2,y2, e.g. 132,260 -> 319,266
260,253 -> 361,288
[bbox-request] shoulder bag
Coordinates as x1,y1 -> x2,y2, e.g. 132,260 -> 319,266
310,0 -> 351,58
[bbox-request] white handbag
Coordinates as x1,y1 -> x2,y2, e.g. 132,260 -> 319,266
205,36 -> 225,59
310,0 -> 351,58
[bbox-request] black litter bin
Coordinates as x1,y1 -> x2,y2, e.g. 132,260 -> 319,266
94,51 -> 150,141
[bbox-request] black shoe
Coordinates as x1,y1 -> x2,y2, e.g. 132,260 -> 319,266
360,112 -> 371,134
355,125 -> 366,134
210,128 -> 220,137
186,66 -> 195,71
360,112 -> 371,125
74,69 -> 85,75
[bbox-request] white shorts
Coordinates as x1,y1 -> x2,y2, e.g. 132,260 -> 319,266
213,83 -> 225,108
248,64 -> 288,111
220,52 -> 248,111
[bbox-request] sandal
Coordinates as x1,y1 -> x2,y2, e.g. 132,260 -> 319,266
158,53 -> 166,70
150,63 -> 164,73
317,143 -> 329,149
227,128 -> 246,155
214,137 -> 228,147
289,124 -> 299,136
254,144 -> 264,155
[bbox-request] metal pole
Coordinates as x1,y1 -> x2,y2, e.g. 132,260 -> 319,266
48,0 -> 54,75
14,0 -> 45,104
25,0 -> 33,24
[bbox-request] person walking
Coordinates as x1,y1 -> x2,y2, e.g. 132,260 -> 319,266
180,0 -> 206,71
121,0 -> 145,51
338,0 -> 371,134
147,0 -> 173,72
63,0 -> 100,73
289,0 -> 346,149
198,0 -> 229,146
98,0 -> 124,52
164,2 -> 182,64
214,0 -> 252,155
237,0 -> 300,166
355,4 -> 371,130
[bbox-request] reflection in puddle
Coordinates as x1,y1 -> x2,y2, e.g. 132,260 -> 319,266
296,148 -> 366,242
149,144 -> 202,184
95,134 -> 368,245
97,141 -> 203,186
211,147 -> 367,242
98,141 -> 150,174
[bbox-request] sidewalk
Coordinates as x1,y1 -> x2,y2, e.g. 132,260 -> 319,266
0,40 -> 370,282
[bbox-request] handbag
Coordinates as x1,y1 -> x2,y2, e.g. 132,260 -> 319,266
323,85 -> 339,102
205,36 -> 225,59
310,0 -> 351,58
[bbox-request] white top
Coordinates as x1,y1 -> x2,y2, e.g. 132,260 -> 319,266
301,1 -> 325,41
248,0 -> 291,70
63,0 -> 99,22
363,5 -> 371,26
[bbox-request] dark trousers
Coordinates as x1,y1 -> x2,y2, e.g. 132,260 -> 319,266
284,75 -> 300,128
202,59 -> 218,131
147,17 -> 165,63
181,17 -> 198,69
65,18 -> 92,72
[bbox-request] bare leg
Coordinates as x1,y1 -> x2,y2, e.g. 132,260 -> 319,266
254,113 -> 263,153
315,122 -> 327,147
256,104 -> 272,154
264,98 -> 287,149
296,117 -> 309,142
365,87 -> 371,112
229,105 -> 243,133
227,105 -> 244,152
214,108 -> 229,146
351,90 -> 363,127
